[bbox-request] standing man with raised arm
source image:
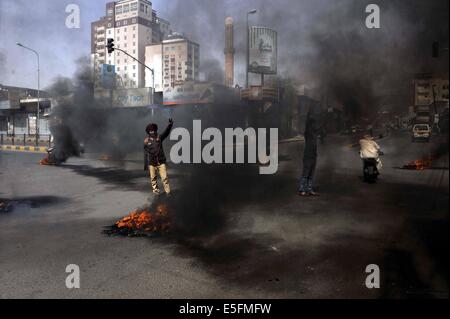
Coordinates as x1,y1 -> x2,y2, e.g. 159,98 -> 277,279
144,118 -> 174,197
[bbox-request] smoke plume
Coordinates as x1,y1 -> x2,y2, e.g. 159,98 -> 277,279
160,0 -> 449,119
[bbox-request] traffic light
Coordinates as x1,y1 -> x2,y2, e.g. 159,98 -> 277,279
107,38 -> 115,53
432,41 -> 439,58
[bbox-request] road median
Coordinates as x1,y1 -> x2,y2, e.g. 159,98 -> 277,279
0,145 -> 47,153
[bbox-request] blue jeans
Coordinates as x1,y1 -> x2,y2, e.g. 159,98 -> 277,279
299,176 -> 314,193
299,157 -> 316,193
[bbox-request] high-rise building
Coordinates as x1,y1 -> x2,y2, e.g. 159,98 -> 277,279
145,33 -> 200,92
224,17 -> 235,88
91,0 -> 170,89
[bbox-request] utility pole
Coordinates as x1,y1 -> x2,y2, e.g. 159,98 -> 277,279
16,42 -> 40,142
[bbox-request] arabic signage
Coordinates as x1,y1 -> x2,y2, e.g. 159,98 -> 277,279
249,26 -> 277,75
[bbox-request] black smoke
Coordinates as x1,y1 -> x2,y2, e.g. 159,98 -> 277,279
160,0 -> 449,121
45,57 -> 161,162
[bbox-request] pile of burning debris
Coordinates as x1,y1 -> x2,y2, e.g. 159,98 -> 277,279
0,200 -> 12,213
39,147 -> 67,166
103,203 -> 171,237
402,157 -> 434,170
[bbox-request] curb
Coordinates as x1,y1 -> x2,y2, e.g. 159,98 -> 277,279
0,145 -> 48,153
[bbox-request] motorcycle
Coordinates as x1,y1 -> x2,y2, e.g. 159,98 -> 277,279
362,151 -> 383,183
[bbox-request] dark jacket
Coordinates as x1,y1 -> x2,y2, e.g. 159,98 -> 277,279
144,122 -> 173,169
303,118 -> 318,160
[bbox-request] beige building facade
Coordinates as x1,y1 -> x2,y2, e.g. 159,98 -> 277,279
91,0 -> 171,89
145,34 -> 200,92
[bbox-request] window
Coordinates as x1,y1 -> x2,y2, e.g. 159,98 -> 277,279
133,26 -> 136,31
140,3 -> 145,12
117,67 -> 120,71
124,66 -> 127,70
116,22 -> 121,27
108,24 -> 112,28
133,34 -> 136,38
133,50 -> 136,54
133,42 -> 136,46
133,73 -> 136,77
124,20 -> 128,25
130,2 -> 137,11
117,36 -> 120,41
132,18 -> 137,24
124,36 -> 127,40
117,29 -> 120,33
107,9 -> 113,16
117,60 -> 120,64
116,6 -> 122,14
124,43 -> 127,47
123,4 -> 129,13
133,65 -> 136,69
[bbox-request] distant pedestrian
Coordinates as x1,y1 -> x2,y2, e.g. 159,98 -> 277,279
299,111 -> 319,196
144,118 -> 173,196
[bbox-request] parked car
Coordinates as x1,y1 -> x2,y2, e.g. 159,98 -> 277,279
412,124 -> 431,142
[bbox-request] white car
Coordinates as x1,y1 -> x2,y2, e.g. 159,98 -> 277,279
412,124 -> 431,142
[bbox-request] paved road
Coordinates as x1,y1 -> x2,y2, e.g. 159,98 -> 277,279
0,132 -> 448,298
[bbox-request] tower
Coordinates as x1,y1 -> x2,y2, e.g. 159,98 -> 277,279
224,17 -> 235,88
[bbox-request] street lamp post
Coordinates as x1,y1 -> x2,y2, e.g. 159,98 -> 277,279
246,9 -> 257,88
16,42 -> 40,142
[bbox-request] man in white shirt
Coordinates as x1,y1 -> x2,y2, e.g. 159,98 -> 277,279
359,135 -> 382,170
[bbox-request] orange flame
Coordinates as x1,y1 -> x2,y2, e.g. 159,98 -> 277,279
39,156 -> 54,166
115,204 -> 170,233
100,154 -> 112,161
403,158 -> 433,170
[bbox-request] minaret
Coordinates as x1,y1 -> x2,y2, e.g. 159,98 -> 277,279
224,17 -> 235,88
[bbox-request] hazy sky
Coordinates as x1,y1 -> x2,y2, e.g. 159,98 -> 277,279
0,0 -> 448,100
0,0 -> 171,89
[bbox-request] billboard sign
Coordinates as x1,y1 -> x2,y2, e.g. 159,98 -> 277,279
163,82 -> 215,106
101,64 -> 116,89
113,88 -> 153,108
249,26 -> 277,75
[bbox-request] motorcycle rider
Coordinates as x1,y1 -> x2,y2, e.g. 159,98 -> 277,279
359,134 -> 383,172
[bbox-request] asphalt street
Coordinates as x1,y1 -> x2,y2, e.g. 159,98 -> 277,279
0,132 -> 448,298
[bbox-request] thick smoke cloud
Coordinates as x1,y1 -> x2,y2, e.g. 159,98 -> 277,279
46,57 -> 160,161
161,0 -> 449,118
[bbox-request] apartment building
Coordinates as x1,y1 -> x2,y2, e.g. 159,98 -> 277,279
144,33 -> 200,92
414,74 -> 449,107
91,0 -> 171,89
